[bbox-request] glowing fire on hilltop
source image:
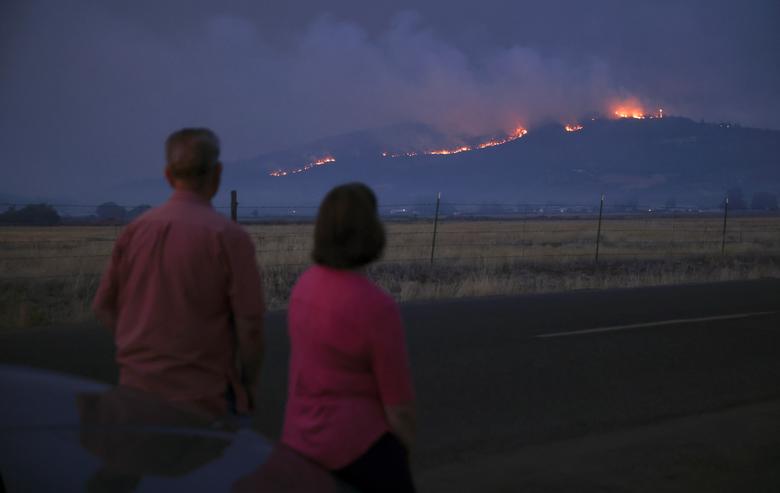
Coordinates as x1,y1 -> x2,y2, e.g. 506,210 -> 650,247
614,108 -> 645,119
383,126 -> 527,159
611,100 -> 665,120
269,156 -> 335,177
565,124 -> 583,132
613,108 -> 665,119
610,97 -> 646,119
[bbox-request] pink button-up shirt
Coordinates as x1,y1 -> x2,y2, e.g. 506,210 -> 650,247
281,265 -> 415,469
93,190 -> 265,416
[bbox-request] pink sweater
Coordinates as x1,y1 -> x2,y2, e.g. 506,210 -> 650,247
281,265 -> 415,469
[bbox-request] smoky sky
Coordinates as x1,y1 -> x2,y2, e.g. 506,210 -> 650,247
1,0 -> 778,201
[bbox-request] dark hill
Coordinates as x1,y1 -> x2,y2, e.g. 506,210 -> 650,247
222,117 -> 780,208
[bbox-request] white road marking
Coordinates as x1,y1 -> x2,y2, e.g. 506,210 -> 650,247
536,311 -> 778,338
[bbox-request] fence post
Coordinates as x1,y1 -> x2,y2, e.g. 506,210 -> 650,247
430,192 -> 441,265
595,193 -> 605,263
230,190 -> 238,222
721,195 -> 729,255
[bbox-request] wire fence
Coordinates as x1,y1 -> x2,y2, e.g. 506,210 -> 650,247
3,199 -> 776,220
1,197 -> 779,284
2,194 -> 780,329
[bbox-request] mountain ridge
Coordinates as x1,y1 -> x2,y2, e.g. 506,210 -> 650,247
3,117 -> 778,209
222,116 -> 780,207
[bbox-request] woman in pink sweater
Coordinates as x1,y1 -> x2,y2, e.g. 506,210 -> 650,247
282,183 -> 416,492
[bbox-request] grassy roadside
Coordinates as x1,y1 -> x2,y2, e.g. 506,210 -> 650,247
3,253 -> 778,330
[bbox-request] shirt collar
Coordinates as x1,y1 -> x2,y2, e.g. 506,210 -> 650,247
170,189 -> 213,207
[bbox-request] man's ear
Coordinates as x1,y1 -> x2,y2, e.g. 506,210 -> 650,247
164,166 -> 176,188
207,162 -> 223,198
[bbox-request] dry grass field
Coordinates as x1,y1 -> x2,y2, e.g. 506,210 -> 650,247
1,215 -> 779,329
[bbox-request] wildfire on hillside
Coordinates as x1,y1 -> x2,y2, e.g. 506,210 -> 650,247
266,105 -> 667,177
383,126 -> 528,159
382,151 -> 419,158
614,107 -> 645,119
269,156 -> 335,177
611,99 -> 664,120
428,146 -> 471,156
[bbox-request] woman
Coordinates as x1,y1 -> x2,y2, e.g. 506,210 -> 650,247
281,183 -> 416,492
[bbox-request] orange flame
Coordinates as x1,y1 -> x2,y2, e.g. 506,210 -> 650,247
613,108 -> 645,119
564,124 -> 583,132
509,127 -> 528,139
611,105 -> 665,120
428,146 -> 471,156
383,151 -> 419,158
610,98 -> 647,119
475,127 -> 527,150
269,156 -> 335,177
382,126 -> 527,159
477,139 -> 504,149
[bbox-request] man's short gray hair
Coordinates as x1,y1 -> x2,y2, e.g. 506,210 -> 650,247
165,128 -> 221,180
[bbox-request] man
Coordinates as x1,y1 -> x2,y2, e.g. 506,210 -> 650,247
93,128 -> 265,417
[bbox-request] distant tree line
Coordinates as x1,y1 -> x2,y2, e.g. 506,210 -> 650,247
95,202 -> 151,223
0,202 -> 152,225
750,192 -> 779,211
0,191 -> 778,226
0,204 -> 61,225
723,188 -> 778,211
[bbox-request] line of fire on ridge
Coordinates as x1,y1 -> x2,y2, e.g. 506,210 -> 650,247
381,127 -> 528,159
267,108 -> 664,177
268,156 -> 336,177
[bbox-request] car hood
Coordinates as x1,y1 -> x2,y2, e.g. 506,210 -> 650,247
0,365 -> 350,492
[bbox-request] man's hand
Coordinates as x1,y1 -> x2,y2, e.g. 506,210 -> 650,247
235,316 -> 265,410
241,370 -> 258,411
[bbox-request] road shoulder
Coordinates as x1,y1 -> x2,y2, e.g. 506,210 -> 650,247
416,398 -> 780,492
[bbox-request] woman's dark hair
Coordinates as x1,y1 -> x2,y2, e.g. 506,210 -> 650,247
312,183 -> 386,269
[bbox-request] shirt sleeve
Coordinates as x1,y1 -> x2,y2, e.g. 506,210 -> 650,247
370,300 -> 415,406
223,227 -> 265,320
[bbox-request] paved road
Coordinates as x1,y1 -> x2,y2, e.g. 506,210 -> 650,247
2,279 -> 779,490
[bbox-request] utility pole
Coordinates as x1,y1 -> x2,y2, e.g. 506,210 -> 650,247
595,193 -> 605,263
430,192 -> 441,265
721,195 -> 729,256
230,190 -> 238,222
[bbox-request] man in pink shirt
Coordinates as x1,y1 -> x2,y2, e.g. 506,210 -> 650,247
93,128 -> 265,417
